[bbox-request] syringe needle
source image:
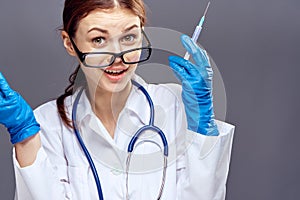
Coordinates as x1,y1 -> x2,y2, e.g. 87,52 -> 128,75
184,2 -> 211,60
203,2 -> 210,18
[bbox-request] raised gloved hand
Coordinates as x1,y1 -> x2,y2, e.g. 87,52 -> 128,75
0,72 -> 40,144
168,35 -> 219,136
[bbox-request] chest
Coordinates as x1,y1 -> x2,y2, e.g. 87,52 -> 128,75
62,85 -> 186,199
62,108 -> 185,199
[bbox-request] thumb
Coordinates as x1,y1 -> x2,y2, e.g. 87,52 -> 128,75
180,35 -> 209,68
0,72 -> 14,98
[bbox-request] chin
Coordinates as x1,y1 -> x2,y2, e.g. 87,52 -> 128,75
83,64 -> 136,94
100,70 -> 134,93
102,79 -> 131,93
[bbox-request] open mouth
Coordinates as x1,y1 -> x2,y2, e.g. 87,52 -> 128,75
103,68 -> 129,76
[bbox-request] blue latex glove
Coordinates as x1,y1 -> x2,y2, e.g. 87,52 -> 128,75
168,35 -> 219,136
0,72 -> 40,144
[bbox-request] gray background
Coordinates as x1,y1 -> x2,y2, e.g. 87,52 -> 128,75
0,0 -> 299,199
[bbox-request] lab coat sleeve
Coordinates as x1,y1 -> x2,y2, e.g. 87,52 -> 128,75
179,120 -> 235,200
13,147 -> 70,200
164,83 -> 235,199
13,101 -> 71,200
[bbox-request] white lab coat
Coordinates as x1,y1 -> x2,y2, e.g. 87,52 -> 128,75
13,75 -> 235,200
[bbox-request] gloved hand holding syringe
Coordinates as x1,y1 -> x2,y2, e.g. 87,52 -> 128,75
169,1 -> 219,136
184,1 -> 211,60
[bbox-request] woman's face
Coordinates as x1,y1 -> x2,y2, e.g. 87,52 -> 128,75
67,7 -> 142,93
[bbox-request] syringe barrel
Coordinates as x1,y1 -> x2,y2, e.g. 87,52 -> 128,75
191,25 -> 203,42
184,26 -> 203,60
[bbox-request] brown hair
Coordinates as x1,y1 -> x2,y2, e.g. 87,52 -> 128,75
56,0 -> 147,128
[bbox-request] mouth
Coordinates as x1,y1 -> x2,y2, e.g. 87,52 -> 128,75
103,68 -> 129,76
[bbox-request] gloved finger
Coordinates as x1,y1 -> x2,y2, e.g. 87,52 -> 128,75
180,35 -> 210,68
168,56 -> 192,81
194,48 -> 210,69
169,55 -> 199,78
0,72 -> 13,98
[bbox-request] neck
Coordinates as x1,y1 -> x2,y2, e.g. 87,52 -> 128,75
87,81 -> 132,138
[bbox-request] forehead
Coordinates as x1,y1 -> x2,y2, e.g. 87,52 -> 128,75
77,7 -> 141,35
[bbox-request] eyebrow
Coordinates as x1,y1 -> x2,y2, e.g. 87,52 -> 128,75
87,24 -> 139,34
123,24 -> 139,32
87,27 -> 108,34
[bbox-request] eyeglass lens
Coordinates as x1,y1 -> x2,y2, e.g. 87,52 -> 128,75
84,48 -> 150,67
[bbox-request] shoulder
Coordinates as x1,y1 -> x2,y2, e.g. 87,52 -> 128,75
133,74 -> 183,105
34,100 -> 58,118
34,99 -> 63,130
148,83 -> 183,103
150,83 -> 182,96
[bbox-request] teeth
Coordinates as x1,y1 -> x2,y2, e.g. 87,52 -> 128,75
104,69 -> 127,75
106,70 -> 122,73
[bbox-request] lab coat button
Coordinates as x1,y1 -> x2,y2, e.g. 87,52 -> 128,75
111,168 -> 122,175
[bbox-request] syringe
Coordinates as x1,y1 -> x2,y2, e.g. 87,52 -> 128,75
184,2 -> 211,60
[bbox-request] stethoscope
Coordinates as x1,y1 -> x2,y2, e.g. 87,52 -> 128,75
72,80 -> 169,200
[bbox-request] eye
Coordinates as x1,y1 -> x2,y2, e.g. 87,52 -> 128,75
92,37 -> 105,46
121,34 -> 137,43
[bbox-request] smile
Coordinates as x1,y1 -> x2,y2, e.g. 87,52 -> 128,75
103,68 -> 129,76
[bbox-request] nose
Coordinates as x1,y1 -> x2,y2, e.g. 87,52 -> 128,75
108,37 -> 122,53
113,56 -> 123,64
109,42 -> 123,65
106,37 -> 125,65
110,50 -> 124,66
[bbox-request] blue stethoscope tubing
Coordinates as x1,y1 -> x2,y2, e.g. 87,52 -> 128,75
72,88 -> 104,200
71,80 -> 168,200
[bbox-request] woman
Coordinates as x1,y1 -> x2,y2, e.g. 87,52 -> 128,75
0,0 -> 234,199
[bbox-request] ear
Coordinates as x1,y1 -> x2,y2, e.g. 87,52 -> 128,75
61,31 -> 77,56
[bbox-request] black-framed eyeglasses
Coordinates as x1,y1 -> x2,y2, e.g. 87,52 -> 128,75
69,30 -> 152,68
